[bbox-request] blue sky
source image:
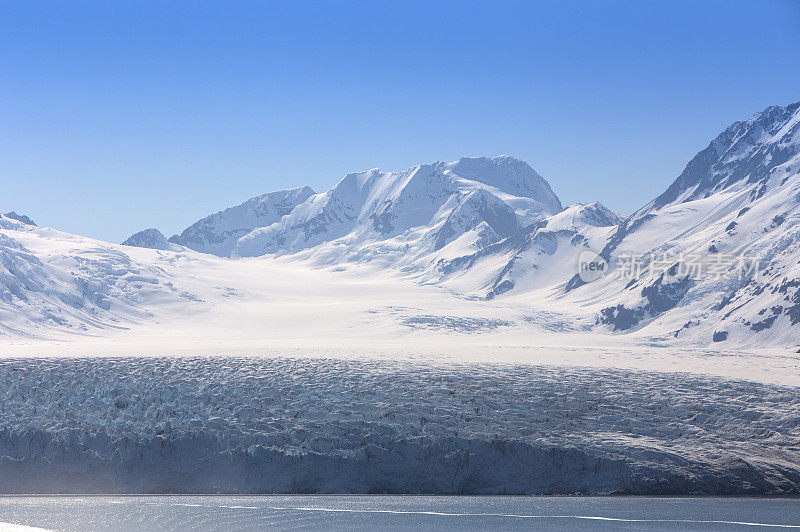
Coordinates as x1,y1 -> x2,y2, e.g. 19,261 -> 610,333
2,0 -> 799,243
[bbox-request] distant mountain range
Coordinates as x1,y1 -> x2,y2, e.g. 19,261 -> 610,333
133,155 -> 617,296
2,101 -> 799,347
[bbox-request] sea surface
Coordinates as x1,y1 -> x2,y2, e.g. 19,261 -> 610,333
0,495 -> 798,531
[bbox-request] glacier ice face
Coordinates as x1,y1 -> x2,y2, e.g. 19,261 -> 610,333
0,357 -> 797,495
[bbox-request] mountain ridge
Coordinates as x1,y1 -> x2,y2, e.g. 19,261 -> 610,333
573,100 -> 800,346
7,101 -> 800,348
168,185 -> 316,256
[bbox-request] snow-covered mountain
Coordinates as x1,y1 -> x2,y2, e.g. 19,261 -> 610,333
0,155 -> 582,343
163,154 -> 606,295
3,211 -> 36,226
168,186 -> 316,256
4,105 -> 800,498
0,213 -> 204,336
566,101 -> 800,347
233,156 -> 562,266
121,228 -> 174,251
435,201 -> 622,299
5,102 -> 800,349
135,155 -> 582,291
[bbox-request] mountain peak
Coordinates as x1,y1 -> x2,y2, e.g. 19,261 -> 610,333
649,101 -> 800,212
3,212 -> 36,226
122,228 -> 171,250
445,155 -> 562,214
233,155 -> 563,259
169,185 -> 317,256
545,202 -> 623,232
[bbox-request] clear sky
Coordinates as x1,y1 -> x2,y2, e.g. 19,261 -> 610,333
2,0 -> 799,243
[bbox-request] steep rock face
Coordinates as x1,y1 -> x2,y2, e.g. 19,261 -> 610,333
121,228 -> 171,251
650,103 -> 800,211
566,101 -> 800,346
3,212 -> 36,226
432,188 -> 521,251
170,186 -> 316,256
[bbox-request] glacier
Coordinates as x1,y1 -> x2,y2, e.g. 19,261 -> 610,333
116,102 -> 800,347
0,357 -> 797,495
2,102 -> 800,495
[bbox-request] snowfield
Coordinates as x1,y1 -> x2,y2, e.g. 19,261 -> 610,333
0,357 -> 798,495
1,209 -> 797,387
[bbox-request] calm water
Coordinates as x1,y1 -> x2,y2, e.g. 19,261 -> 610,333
0,495 -> 797,531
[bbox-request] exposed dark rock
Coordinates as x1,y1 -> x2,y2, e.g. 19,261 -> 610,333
3,212 -> 36,226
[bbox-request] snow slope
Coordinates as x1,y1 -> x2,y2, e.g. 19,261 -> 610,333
169,186 -> 316,256
0,214 -> 203,338
563,101 -> 800,348
5,206 -> 800,386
